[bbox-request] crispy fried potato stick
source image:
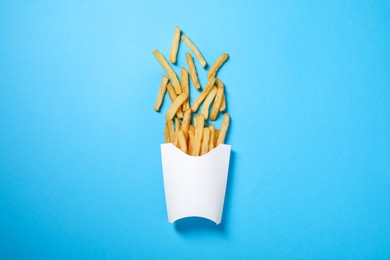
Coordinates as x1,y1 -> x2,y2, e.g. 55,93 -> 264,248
186,53 -> 201,90
217,113 -> 230,145
164,122 -> 170,143
154,76 -> 168,111
200,127 -> 210,155
165,92 -> 188,121
167,82 -> 184,118
188,128 -> 195,155
169,26 -> 181,64
210,79 -> 224,120
191,77 -> 215,112
167,119 -> 175,144
192,115 -> 204,156
215,129 -> 219,147
153,49 -> 181,94
200,86 -> 217,120
180,68 -> 190,110
208,126 -> 215,151
220,91 -> 226,112
177,130 -> 187,153
181,34 -> 207,68
174,117 -> 181,133
208,54 -> 229,79
181,109 -> 191,140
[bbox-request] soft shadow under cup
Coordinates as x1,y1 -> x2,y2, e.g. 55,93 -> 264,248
161,143 -> 231,224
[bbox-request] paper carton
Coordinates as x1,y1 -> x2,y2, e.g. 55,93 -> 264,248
160,143 -> 231,224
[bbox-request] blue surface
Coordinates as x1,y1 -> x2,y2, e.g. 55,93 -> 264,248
1,1 -> 389,259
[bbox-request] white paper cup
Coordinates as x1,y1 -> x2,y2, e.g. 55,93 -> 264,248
160,143 -> 231,224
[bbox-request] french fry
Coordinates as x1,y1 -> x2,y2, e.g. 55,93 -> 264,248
154,76 -> 168,111
208,54 -> 229,79
186,53 -> 201,90
192,115 -> 204,156
167,120 -> 175,144
215,129 -> 219,147
188,128 -> 195,155
180,68 -> 190,110
217,113 -> 230,145
191,77 -> 215,112
190,124 -> 195,133
167,82 -> 184,118
200,127 -> 210,155
165,92 -> 188,121
177,130 -> 187,153
169,26 -> 181,64
181,34 -> 207,68
200,86 -> 217,120
208,126 -> 215,151
210,79 -> 224,120
220,91 -> 226,112
174,117 -> 181,133
181,109 -> 191,140
164,122 -> 170,143
153,49 -> 181,94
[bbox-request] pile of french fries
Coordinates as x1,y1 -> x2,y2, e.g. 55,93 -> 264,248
153,26 -> 230,156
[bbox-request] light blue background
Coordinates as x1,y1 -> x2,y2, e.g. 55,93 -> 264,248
1,1 -> 389,259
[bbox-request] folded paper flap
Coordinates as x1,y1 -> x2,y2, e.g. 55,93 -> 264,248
160,143 -> 231,224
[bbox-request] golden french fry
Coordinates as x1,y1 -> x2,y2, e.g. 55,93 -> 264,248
200,86 -> 217,120
208,54 -> 229,79
210,79 -> 224,120
186,53 -> 201,90
154,76 -> 168,111
180,68 -> 190,110
215,129 -> 219,147
220,91 -> 226,112
208,126 -> 215,151
165,92 -> 188,121
181,109 -> 191,139
164,122 -> 170,143
188,128 -> 195,155
167,119 -> 175,143
217,113 -> 230,145
191,77 -> 215,112
192,115 -> 204,156
169,26 -> 181,64
181,34 -> 207,67
190,124 -> 195,133
174,117 -> 181,133
167,82 -> 184,118
153,49 -> 181,94
177,130 -> 187,153
200,127 -> 210,155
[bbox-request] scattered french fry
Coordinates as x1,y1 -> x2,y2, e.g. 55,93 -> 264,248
169,26 -> 181,64
177,130 -> 187,153
167,82 -> 184,118
217,113 -> 230,145
200,127 -> 210,155
167,120 -> 175,144
192,115 -> 204,156
153,49 -> 182,94
215,129 -> 219,147
186,53 -> 201,90
208,54 -> 229,79
166,92 -> 188,121
164,122 -> 170,143
191,77 -> 215,112
188,128 -> 195,155
180,68 -> 190,110
181,34 -> 207,67
154,76 -> 168,111
181,109 -> 191,139
220,90 -> 226,112
210,79 -> 224,120
200,86 -> 217,120
208,126 -> 215,151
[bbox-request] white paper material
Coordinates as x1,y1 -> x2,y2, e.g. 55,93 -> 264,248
161,143 -> 231,224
